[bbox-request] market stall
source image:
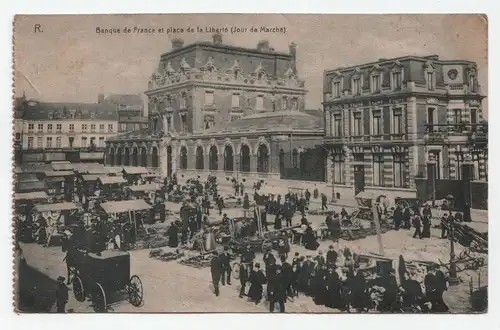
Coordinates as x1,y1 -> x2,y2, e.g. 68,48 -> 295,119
43,170 -> 75,200
122,166 -> 150,185
97,175 -> 127,199
33,202 -> 81,246
16,181 -> 47,194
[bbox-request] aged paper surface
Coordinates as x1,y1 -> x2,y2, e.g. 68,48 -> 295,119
12,14 -> 488,313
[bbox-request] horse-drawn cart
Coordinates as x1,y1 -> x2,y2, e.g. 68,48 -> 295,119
72,249 -> 143,312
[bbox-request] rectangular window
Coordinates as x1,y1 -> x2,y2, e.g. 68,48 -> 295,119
56,137 -> 62,147
470,109 -> 478,132
69,124 -> 74,132
28,124 -> 34,132
90,137 -> 96,146
333,155 -> 345,184
353,153 -> 364,163
393,108 -> 403,134
27,137 -> 34,149
38,123 -> 44,131
332,81 -> 341,98
393,154 -> 405,187
81,137 -> 87,147
282,97 -> 288,110
372,110 -> 382,135
392,72 -> 402,90
99,137 -> 105,147
180,113 -> 187,133
46,137 -> 52,148
232,94 -> 240,108
291,98 -> 298,110
37,137 -> 43,148
47,124 -> 53,132
429,150 -> 441,180
56,124 -> 62,132
427,72 -> 434,90
91,124 -> 96,132
371,75 -> 381,93
373,154 -> 384,186
82,124 -> 87,131
427,107 -> 435,132
256,95 -> 264,110
120,123 -> 127,132
108,124 -> 114,132
456,155 -> 462,180
135,124 -> 140,130
353,112 -> 362,136
352,78 -> 361,95
99,124 -> 105,132
204,91 -> 214,105
453,109 -> 461,124
334,114 -> 342,137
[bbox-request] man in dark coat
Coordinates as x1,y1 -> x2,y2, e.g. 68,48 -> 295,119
260,205 -> 268,232
280,256 -> 294,298
55,276 -> 68,313
412,215 -> 422,239
325,267 -> 341,309
421,215 -> 431,238
326,245 -> 338,268
210,251 -> 222,297
268,266 -> 286,312
314,250 -> 326,268
247,263 -> 266,304
440,213 -> 448,239
393,204 -> 403,230
239,262 -> 249,298
219,248 -> 232,286
241,245 -> 256,272
284,201 -> 293,227
321,193 -> 328,211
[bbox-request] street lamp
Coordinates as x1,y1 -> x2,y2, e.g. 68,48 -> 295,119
426,153 -> 437,207
445,194 -> 459,285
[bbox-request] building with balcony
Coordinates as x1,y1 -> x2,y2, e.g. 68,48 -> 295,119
323,55 -> 486,199
105,34 -> 325,182
100,93 -> 148,133
15,95 -> 119,164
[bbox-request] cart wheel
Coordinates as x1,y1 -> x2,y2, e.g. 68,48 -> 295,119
92,283 -> 107,313
127,275 -> 144,307
232,262 -> 240,280
72,276 -> 85,302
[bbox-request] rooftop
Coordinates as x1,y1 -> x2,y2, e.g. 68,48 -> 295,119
104,94 -> 144,108
20,99 -> 118,121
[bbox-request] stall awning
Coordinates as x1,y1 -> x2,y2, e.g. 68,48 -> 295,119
17,173 -> 39,183
14,191 -> 49,201
17,181 -> 47,192
14,166 -> 23,174
44,171 -> 74,177
104,166 -> 124,174
141,173 -> 161,179
98,176 -> 127,185
19,163 -> 54,174
80,152 -> 105,160
122,166 -> 149,175
100,199 -> 152,214
72,162 -> 102,173
82,174 -> 100,182
45,177 -> 65,184
34,202 -> 79,213
44,152 -> 66,162
52,163 -> 74,171
127,183 -> 163,192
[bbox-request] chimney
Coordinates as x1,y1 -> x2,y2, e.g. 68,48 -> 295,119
172,38 -> 184,50
256,40 -> 270,52
98,93 -> 105,104
212,33 -> 223,45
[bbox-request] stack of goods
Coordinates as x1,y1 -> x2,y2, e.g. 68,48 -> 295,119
149,248 -> 184,262
179,253 -> 215,268
340,224 -> 391,241
228,237 -> 265,254
223,195 -> 241,208
308,209 -> 330,216
453,224 -> 488,253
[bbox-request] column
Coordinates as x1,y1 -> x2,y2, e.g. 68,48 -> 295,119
345,147 -> 353,186
159,143 -> 168,178
426,153 -> 437,205
171,144 -> 178,174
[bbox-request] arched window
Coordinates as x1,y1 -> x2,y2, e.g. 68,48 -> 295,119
180,146 -> 188,169
124,148 -> 130,166
140,147 -> 147,167
257,144 -> 269,173
224,145 -> 234,171
196,146 -> 204,170
116,148 -> 122,166
240,145 -> 251,172
292,148 -> 298,168
209,145 -> 218,171
108,148 -> 115,166
151,147 -> 159,168
132,148 -> 139,166
279,149 -> 285,170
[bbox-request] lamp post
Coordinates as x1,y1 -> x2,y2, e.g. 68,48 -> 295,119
445,194 -> 459,285
426,153 -> 437,207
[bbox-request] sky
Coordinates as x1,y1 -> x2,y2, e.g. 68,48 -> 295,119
13,14 -> 488,116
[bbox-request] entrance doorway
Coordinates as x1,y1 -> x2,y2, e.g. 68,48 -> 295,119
354,165 -> 365,195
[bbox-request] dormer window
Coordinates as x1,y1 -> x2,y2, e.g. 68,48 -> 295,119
69,112 -> 75,119
426,72 -> 435,90
392,71 -> 402,90
371,74 -> 381,93
234,70 -> 239,80
352,77 -> 361,95
90,112 -> 96,119
258,72 -> 264,80
332,80 -> 341,98
48,112 -> 53,119
424,61 -> 435,91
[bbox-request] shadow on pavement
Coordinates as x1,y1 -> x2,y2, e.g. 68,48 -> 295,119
16,260 -> 58,313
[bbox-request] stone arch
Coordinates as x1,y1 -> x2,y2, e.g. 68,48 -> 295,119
237,139 -> 253,156
131,147 -> 139,166
223,144 -> 234,171
123,145 -> 131,166
166,145 -> 173,177
254,137 -> 271,156
193,139 -> 204,156
209,145 -> 219,171
115,146 -> 122,166
239,144 -> 251,172
108,147 -> 115,166
180,146 -> 188,170
195,145 -> 204,170
279,149 -> 285,172
257,144 -> 269,173
140,145 -> 148,167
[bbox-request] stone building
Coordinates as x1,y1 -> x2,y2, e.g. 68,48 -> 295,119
323,55 -> 486,199
101,93 -> 148,133
105,34 -> 326,183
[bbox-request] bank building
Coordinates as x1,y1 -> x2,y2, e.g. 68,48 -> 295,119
105,33 -> 325,185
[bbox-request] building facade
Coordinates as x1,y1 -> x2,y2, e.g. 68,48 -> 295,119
101,93 -> 148,133
15,95 -> 119,164
105,34 -> 325,183
323,55 -> 486,199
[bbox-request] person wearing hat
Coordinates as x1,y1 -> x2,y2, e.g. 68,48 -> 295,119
55,276 -> 68,313
247,263 -> 266,305
315,250 -> 326,268
440,213 -> 449,239
219,247 -> 232,286
326,245 -> 338,268
241,244 -> 255,272
210,251 -> 222,297
268,266 -> 287,312
378,268 -> 398,312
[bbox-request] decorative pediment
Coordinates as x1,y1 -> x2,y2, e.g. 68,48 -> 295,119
164,62 -> 175,76
424,60 -> 435,70
284,67 -> 295,78
352,146 -> 363,154
228,59 -> 240,72
391,60 -> 402,70
203,56 -> 217,72
467,64 -> 477,74
372,145 -> 383,153
391,145 -> 408,154
254,62 -> 266,77
332,70 -> 342,78
370,64 -> 382,73
180,58 -> 191,71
